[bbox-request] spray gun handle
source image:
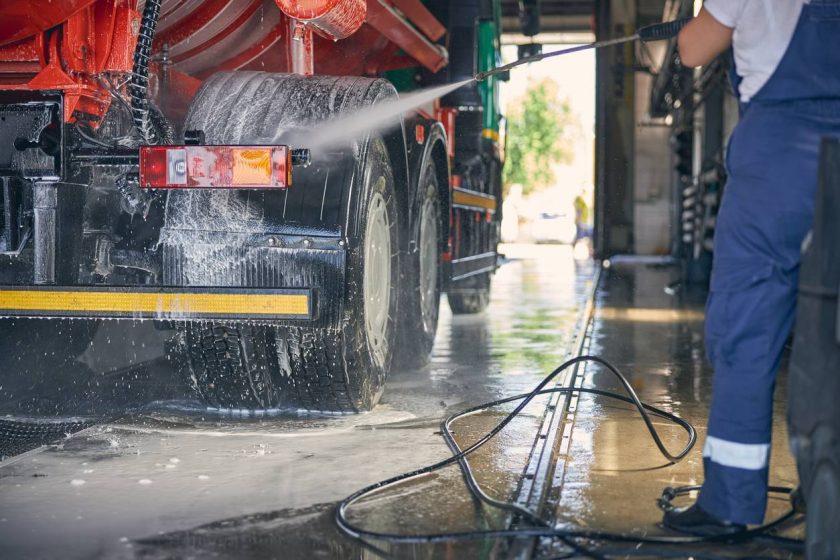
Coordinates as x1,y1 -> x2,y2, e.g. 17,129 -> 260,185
638,18 -> 692,42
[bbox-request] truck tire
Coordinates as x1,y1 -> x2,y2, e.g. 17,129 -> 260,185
336,135 -> 399,408
166,72 -> 400,412
394,160 -> 441,368
448,275 -> 492,315
177,135 -> 398,412
180,323 -> 279,410
806,454 -> 840,559
788,139 -> 840,558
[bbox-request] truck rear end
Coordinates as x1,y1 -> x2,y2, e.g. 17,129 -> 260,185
0,0 -> 505,412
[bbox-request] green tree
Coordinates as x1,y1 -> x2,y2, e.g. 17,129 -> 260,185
503,79 -> 575,195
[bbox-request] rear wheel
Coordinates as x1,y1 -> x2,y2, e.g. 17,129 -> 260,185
179,323 -> 278,410
178,137 -> 398,412
166,72 -> 400,412
271,139 -> 399,411
336,138 -> 400,407
394,160 -> 442,368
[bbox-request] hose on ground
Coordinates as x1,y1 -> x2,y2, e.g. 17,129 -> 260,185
334,354 -> 803,557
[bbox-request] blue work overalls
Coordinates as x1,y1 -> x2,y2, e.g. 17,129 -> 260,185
697,0 -> 840,525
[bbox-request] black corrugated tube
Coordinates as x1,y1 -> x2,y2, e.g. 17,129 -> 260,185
130,0 -> 162,144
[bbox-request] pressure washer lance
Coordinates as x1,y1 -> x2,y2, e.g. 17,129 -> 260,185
475,18 -> 692,82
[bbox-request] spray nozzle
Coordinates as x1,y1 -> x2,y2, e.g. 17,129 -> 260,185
291,148 -> 312,167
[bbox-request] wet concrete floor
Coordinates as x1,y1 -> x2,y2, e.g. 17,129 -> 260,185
0,250 -> 805,559
545,260 -> 804,559
0,245 -> 597,559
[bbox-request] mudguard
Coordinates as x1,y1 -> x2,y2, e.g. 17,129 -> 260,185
161,72 -> 411,328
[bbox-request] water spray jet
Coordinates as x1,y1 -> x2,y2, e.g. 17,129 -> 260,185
296,18 -> 690,151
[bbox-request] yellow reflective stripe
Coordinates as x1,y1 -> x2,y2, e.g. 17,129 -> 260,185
452,188 -> 497,212
482,129 -> 500,142
0,290 -> 310,317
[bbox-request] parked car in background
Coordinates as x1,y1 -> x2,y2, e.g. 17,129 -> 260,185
530,211 -> 578,244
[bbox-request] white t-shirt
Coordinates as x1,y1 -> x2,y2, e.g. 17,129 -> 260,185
704,0 -> 808,102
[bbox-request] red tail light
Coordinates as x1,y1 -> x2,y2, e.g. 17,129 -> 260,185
139,146 -> 292,189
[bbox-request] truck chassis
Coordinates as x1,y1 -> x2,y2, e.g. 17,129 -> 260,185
0,0 -> 505,411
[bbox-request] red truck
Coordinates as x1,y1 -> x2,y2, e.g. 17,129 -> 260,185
0,0 -> 507,411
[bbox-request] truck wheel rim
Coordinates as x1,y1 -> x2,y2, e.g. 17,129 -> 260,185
419,195 -> 438,332
364,185 -> 391,368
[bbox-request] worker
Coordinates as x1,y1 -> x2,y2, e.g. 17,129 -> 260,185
573,192 -> 590,243
664,0 -> 840,535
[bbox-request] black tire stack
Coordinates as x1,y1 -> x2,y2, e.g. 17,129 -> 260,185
789,138 -> 840,558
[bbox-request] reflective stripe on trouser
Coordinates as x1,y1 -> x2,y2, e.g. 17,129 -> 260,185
704,437 -> 770,470
701,437 -> 771,525
697,248 -> 797,524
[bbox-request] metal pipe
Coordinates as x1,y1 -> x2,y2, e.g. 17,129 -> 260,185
475,18 -> 692,82
32,181 -> 57,285
70,148 -> 140,166
476,35 -> 639,81
289,19 -> 314,76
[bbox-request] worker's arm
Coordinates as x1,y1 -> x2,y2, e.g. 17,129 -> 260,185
677,7 -> 733,68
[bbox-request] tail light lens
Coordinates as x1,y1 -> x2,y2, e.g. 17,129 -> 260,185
139,146 -> 292,189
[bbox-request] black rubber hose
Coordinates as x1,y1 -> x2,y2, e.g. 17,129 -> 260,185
334,354 -> 802,551
638,18 -> 692,42
130,0 -> 162,144
441,385 -> 696,532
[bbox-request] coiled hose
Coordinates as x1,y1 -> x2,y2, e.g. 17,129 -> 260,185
335,355 -> 803,557
130,0 -> 162,144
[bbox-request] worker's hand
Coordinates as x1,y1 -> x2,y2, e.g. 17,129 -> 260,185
677,7 -> 733,68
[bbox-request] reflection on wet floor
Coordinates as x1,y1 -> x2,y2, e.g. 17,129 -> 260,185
0,245 -> 597,559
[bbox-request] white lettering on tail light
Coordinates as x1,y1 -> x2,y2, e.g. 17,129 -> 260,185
167,149 -> 188,185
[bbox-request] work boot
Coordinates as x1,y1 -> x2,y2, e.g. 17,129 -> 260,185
662,504 -> 747,537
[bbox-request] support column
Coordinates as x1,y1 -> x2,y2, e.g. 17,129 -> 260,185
594,0 -> 636,258
33,181 -> 57,285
